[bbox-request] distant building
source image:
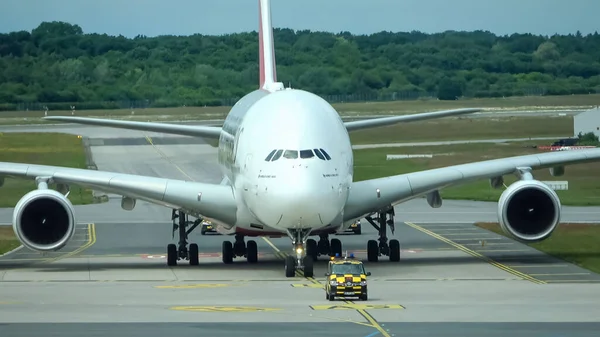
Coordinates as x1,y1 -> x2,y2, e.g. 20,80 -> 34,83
573,106 -> 600,138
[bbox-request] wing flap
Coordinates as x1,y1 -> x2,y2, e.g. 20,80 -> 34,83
0,162 -> 236,224
345,148 -> 600,221
344,108 -> 483,132
44,116 -> 222,139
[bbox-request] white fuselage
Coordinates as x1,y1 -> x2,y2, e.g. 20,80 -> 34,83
217,88 -> 353,235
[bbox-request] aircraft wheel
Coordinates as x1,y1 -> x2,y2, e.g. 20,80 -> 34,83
189,243 -> 199,265
246,240 -> 258,263
330,238 -> 342,256
167,244 -> 177,266
367,240 -> 378,262
303,255 -> 314,277
389,239 -> 400,262
222,241 -> 233,264
284,255 -> 296,277
306,239 -> 318,260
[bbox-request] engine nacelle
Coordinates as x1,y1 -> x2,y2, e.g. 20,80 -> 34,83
12,189 -> 76,252
497,179 -> 561,243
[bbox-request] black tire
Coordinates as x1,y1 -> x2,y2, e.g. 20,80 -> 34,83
303,255 -> 314,277
389,239 -> 400,262
360,293 -> 368,301
354,228 -> 361,235
285,255 -> 296,277
246,240 -> 258,263
330,238 -> 342,256
222,241 -> 233,264
328,293 -> 335,301
200,230 -> 206,235
367,240 -> 378,262
167,244 -> 177,266
306,239 -> 318,260
189,243 -> 199,265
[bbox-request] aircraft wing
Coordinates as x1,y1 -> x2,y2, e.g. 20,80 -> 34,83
44,116 -> 222,139
343,108 -> 483,132
344,148 -> 600,220
0,162 -> 237,224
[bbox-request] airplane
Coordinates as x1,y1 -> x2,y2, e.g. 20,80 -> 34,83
2,0 -> 600,278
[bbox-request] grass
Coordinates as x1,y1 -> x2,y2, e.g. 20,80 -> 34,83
476,222 -> 600,274
0,133 -> 95,207
349,115 -> 572,144
353,142 -> 600,206
334,93 -> 600,114
0,226 -> 19,255
1,93 -> 599,123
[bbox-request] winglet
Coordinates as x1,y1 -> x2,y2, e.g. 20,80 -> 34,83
259,0 -> 283,92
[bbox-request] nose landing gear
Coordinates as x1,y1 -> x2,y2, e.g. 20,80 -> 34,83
284,228 -> 314,278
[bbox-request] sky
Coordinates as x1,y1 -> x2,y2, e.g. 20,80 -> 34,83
0,0 -> 598,37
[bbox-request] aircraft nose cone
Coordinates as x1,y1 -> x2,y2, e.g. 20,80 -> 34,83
252,168 -> 344,229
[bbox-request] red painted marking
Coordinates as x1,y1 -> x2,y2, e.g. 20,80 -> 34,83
258,0 -> 265,87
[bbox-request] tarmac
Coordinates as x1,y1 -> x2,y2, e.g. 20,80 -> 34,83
1,124 -> 600,336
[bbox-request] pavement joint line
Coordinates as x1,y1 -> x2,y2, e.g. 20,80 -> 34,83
404,222 -> 546,285
145,135 -> 194,181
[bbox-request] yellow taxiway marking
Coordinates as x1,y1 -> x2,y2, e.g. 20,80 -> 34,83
170,306 -> 280,312
155,283 -> 234,289
344,300 -> 393,337
405,222 -> 546,285
291,283 -> 323,288
43,223 -> 96,263
311,304 -> 405,310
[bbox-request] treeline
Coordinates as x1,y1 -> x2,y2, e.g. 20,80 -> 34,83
1,21 -> 600,110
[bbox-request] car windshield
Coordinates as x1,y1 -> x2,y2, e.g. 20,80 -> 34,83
331,263 -> 364,275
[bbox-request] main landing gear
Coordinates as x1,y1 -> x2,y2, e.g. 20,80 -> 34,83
305,234 -> 343,261
364,207 -> 400,262
167,210 -> 201,266
221,233 -> 258,264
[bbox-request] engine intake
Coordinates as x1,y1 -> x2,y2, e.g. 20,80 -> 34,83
12,189 -> 76,252
497,179 -> 561,243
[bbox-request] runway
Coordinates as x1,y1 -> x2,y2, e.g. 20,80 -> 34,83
1,124 -> 600,336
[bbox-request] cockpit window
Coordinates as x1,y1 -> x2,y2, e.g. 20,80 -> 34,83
300,150 -> 314,159
271,149 -> 283,161
313,149 -> 325,160
319,148 -> 331,160
264,149 -> 277,161
283,150 -> 298,159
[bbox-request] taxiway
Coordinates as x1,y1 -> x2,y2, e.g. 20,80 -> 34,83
1,124 -> 600,336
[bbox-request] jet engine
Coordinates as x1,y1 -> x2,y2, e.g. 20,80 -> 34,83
497,179 -> 561,243
12,189 -> 76,252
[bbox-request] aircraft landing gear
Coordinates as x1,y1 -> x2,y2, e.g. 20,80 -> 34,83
221,234 -> 258,264
167,209 -> 201,266
306,234 -> 342,261
285,228 -> 314,278
365,207 -> 400,262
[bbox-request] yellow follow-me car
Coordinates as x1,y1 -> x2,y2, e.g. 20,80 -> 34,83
325,253 -> 371,301
200,220 -> 218,235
